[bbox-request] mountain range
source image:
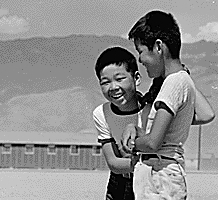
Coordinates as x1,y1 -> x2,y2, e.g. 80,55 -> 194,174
0,34 -> 217,157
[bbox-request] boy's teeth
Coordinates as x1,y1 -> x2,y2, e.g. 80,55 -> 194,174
112,94 -> 122,98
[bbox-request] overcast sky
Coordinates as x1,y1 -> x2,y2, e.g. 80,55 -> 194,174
0,0 -> 218,43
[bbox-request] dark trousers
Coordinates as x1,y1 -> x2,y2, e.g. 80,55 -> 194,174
105,171 -> 135,200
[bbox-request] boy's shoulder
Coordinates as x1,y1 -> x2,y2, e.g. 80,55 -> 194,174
93,102 -> 110,116
165,70 -> 194,86
167,70 -> 189,79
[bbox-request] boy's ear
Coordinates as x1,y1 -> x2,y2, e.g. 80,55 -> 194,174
154,39 -> 163,54
134,71 -> 141,86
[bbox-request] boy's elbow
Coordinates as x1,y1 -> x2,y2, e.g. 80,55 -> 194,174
108,162 -> 116,172
202,113 -> 215,124
192,112 -> 216,125
108,164 -> 122,174
209,113 -> 215,122
107,159 -> 120,174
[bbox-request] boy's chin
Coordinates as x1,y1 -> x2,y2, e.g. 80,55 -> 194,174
148,73 -> 155,78
111,98 -> 126,106
112,101 -> 128,111
148,74 -> 159,79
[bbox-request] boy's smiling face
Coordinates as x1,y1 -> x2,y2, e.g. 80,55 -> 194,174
134,39 -> 164,78
99,64 -> 140,111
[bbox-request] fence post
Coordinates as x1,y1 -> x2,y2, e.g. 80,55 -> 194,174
197,125 -> 202,170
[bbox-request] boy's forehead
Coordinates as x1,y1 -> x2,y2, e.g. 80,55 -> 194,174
134,39 -> 142,46
134,39 -> 146,49
100,64 -> 129,76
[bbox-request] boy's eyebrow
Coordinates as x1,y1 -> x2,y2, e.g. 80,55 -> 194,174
100,72 -> 127,80
100,76 -> 109,81
100,76 -> 108,80
114,72 -> 126,76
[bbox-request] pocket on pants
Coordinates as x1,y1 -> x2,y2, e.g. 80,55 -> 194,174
151,163 -> 187,199
133,162 -> 187,200
133,162 -> 156,200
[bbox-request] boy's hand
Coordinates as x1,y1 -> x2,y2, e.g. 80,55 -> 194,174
121,123 -> 137,154
117,143 -> 132,158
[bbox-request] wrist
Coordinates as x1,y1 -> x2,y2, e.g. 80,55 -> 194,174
130,153 -> 139,169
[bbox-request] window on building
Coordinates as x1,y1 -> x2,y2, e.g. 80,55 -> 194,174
25,144 -> 34,155
70,145 -> 79,155
47,145 -> 57,155
92,146 -> 101,156
2,144 -> 12,154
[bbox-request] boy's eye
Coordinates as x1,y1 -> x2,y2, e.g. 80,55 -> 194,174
116,77 -> 126,82
100,81 -> 109,85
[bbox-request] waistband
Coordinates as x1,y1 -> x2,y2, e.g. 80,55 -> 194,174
110,171 -> 133,180
137,152 -> 185,170
140,153 -> 178,162
157,143 -> 184,155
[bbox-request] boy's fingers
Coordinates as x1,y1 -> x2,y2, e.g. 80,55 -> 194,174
135,126 -> 144,137
122,124 -> 137,153
128,138 -> 135,149
123,142 -> 133,154
122,128 -> 132,147
120,147 -> 132,158
130,128 -> 137,140
123,135 -> 132,153
122,134 -> 129,149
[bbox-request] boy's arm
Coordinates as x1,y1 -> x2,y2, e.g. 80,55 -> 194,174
102,142 -> 139,174
121,103 -> 152,153
192,88 -> 215,125
93,107 -> 138,174
134,106 -> 172,152
133,74 -> 186,152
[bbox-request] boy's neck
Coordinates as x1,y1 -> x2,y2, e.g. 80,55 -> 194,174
162,58 -> 184,78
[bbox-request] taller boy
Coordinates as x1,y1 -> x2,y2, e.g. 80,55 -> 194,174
122,10 -> 214,200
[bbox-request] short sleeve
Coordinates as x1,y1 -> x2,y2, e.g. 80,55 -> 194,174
154,73 -> 188,116
93,104 -> 112,144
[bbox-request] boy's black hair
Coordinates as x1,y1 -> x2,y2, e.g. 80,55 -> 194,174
128,10 -> 181,59
95,46 -> 139,80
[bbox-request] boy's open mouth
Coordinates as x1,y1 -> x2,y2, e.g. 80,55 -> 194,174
111,93 -> 124,99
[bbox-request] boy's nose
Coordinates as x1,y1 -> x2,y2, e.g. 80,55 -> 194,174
110,82 -> 119,91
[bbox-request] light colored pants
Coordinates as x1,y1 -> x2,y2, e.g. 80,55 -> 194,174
133,159 -> 187,200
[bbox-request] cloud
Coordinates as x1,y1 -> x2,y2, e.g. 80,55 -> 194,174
182,22 -> 218,43
181,33 -> 197,43
197,22 -> 218,41
0,15 -> 30,34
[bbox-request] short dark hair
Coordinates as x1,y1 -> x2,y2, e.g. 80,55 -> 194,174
128,10 -> 181,59
95,46 -> 139,80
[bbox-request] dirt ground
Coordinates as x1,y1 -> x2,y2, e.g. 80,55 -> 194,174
0,169 -> 217,200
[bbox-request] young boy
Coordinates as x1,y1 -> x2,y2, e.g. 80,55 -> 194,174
93,46 -> 145,200
121,10 -> 215,200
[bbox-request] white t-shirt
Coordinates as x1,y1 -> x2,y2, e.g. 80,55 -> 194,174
93,102 -> 143,150
146,70 -> 196,156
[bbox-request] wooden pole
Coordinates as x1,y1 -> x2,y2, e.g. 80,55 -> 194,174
197,125 -> 202,170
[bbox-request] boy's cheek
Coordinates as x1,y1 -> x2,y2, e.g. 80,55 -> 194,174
101,89 -> 109,98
